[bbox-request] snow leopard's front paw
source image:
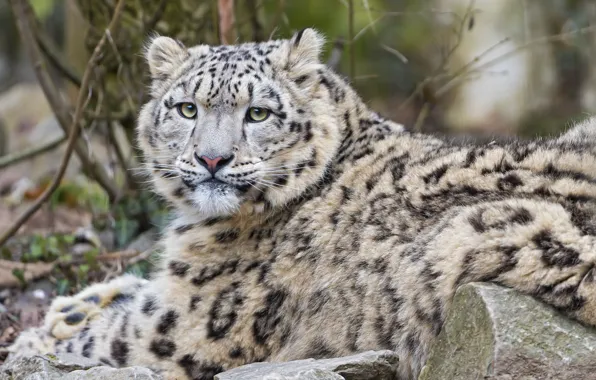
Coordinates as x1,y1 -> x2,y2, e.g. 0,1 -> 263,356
7,328 -> 55,360
44,274 -> 147,340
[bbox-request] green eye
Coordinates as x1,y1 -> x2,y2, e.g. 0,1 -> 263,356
246,107 -> 270,123
177,103 -> 197,119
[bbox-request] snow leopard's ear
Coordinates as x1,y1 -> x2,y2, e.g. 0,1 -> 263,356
288,28 -> 325,66
271,28 -> 325,92
145,35 -> 189,81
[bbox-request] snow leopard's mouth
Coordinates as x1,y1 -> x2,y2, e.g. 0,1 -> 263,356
197,178 -> 250,194
201,178 -> 227,188
186,178 -> 244,217
181,177 -> 229,191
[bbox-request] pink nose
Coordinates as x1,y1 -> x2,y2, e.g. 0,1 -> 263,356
200,156 -> 222,173
194,153 -> 234,175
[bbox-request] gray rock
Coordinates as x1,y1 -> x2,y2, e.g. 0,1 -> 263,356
1,351 -> 397,380
11,283 -> 596,380
418,282 -> 596,380
215,350 -> 399,380
64,365 -> 162,380
0,354 -> 162,380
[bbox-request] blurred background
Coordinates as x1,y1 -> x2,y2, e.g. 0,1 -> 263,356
0,0 -> 595,360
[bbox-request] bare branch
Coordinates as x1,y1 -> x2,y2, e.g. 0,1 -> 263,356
434,25 -> 596,100
434,37 -> 510,98
0,249 -> 141,288
453,25 -> 596,89
397,0 -> 476,124
1,0 -> 126,247
11,0 -> 119,201
381,44 -> 408,64
413,103 -> 430,132
0,134 -> 66,169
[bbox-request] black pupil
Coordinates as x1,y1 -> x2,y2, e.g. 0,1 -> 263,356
185,104 -> 194,112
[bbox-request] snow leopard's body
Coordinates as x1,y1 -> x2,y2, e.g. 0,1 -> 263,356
9,29 -> 596,380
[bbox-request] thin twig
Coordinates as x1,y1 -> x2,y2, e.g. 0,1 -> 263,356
381,44 -> 408,64
352,14 -> 384,42
79,248 -> 140,264
126,248 -> 155,265
396,77 -> 431,115
0,134 -> 66,169
461,24 -> 596,83
87,109 -> 132,121
0,110 -> 78,247
10,0 -> 119,201
434,37 -> 510,98
362,0 -> 376,34
0,0 -> 126,248
439,0 -> 476,70
396,0 -> 475,117
413,103 -> 430,132
0,249 -> 141,288
435,24 -> 596,99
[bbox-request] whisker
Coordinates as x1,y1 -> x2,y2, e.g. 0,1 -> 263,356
258,164 -> 305,171
256,179 -> 302,192
246,181 -> 265,193
250,147 -> 314,165
137,161 -> 178,167
258,167 -> 298,174
250,179 -> 277,191
145,168 -> 179,173
256,165 -> 306,173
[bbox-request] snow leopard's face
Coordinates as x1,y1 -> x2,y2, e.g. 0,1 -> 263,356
137,29 -> 341,218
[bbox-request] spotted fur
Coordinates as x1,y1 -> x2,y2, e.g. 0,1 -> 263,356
9,29 -> 596,380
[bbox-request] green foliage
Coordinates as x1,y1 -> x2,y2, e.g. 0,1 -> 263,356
55,278 -> 70,296
21,234 -> 74,263
2,246 -> 12,260
11,268 -> 26,287
48,180 -> 110,213
7,0 -> 593,295
110,190 -> 170,248
6,232 -> 102,291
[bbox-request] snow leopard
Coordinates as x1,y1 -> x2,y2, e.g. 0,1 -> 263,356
8,28 -> 596,380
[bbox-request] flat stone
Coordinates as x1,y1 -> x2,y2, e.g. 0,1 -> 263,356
0,354 -> 162,380
215,350 -> 399,380
63,365 -> 161,380
418,282 -> 596,380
